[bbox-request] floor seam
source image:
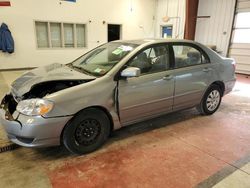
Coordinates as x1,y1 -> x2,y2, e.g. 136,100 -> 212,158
169,131 -> 250,176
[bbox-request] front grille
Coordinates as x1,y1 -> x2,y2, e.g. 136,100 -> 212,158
16,136 -> 34,144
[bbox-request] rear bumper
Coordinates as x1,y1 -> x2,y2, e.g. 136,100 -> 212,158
0,95 -> 72,147
224,78 -> 236,95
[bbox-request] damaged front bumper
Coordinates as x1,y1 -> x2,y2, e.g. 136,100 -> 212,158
0,94 -> 72,147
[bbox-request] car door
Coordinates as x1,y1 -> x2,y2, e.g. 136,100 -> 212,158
171,43 -> 212,110
118,44 -> 175,125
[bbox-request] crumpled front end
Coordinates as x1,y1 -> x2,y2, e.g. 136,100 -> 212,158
0,94 -> 72,147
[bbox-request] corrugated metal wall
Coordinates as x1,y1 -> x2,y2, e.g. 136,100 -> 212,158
229,0 -> 250,75
195,0 -> 236,57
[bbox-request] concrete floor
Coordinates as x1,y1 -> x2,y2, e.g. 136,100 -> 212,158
0,71 -> 249,188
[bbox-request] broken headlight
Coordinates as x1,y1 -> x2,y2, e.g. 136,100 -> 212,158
16,99 -> 54,116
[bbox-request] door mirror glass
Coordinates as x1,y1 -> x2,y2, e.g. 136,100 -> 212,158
121,67 -> 141,77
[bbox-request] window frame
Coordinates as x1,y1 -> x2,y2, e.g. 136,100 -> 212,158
34,20 -> 87,49
35,21 -> 50,48
76,24 -> 87,47
169,42 -> 210,69
50,22 -> 62,48
124,43 -> 172,77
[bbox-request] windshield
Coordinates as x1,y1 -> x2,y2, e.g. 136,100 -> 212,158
70,42 -> 138,76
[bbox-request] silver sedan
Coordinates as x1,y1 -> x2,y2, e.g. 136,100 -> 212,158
0,39 -> 236,154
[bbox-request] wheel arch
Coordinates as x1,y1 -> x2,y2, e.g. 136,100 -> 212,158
210,81 -> 225,96
201,81 -> 225,103
197,81 -> 224,115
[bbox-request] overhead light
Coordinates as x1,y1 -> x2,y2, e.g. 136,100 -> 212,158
162,16 -> 180,22
162,16 -> 170,22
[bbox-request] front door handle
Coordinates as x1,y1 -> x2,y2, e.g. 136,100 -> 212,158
203,67 -> 212,72
163,75 -> 173,80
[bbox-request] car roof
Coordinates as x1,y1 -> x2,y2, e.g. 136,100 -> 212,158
112,38 -> 197,45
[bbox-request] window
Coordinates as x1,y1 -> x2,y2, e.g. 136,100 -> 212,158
50,23 -> 61,47
76,24 -> 86,47
161,25 -> 173,38
128,45 -> 170,74
233,12 -> 250,43
173,45 -> 207,68
64,24 -> 74,48
35,21 -> 86,48
35,22 -> 49,48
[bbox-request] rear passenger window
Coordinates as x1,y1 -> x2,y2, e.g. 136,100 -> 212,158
173,45 -> 207,68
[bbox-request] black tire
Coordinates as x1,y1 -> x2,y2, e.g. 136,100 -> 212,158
197,84 -> 222,115
63,108 -> 110,155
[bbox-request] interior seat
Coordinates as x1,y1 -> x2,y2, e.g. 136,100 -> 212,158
130,52 -> 152,73
187,51 -> 201,65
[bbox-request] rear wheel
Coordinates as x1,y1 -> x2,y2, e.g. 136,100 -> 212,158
197,85 -> 222,115
63,108 -> 110,155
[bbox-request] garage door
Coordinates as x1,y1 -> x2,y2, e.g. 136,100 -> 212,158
229,0 -> 250,75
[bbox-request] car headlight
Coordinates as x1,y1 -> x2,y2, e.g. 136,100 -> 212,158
16,99 -> 54,116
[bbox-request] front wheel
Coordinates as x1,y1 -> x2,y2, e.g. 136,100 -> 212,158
62,108 -> 110,155
197,85 -> 222,115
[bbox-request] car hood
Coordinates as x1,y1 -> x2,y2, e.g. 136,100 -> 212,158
11,63 -> 96,97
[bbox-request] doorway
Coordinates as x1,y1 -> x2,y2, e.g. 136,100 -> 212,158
108,24 -> 121,42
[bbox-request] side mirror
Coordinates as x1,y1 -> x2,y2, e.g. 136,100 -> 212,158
121,67 -> 141,78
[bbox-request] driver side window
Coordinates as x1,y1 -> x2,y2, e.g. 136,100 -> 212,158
128,45 -> 170,74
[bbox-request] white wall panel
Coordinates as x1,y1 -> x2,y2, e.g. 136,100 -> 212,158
195,0 -> 236,57
155,0 -> 186,39
0,0 -> 157,69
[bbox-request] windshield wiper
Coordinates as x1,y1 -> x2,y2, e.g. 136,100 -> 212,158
67,64 -> 95,76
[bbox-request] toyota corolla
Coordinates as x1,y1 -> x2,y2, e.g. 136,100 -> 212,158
0,39 -> 236,154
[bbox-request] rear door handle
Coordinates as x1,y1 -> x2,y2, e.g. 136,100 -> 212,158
163,75 -> 173,80
203,68 -> 212,72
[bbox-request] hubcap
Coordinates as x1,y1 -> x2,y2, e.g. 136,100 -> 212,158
206,90 -> 220,111
75,119 -> 101,146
